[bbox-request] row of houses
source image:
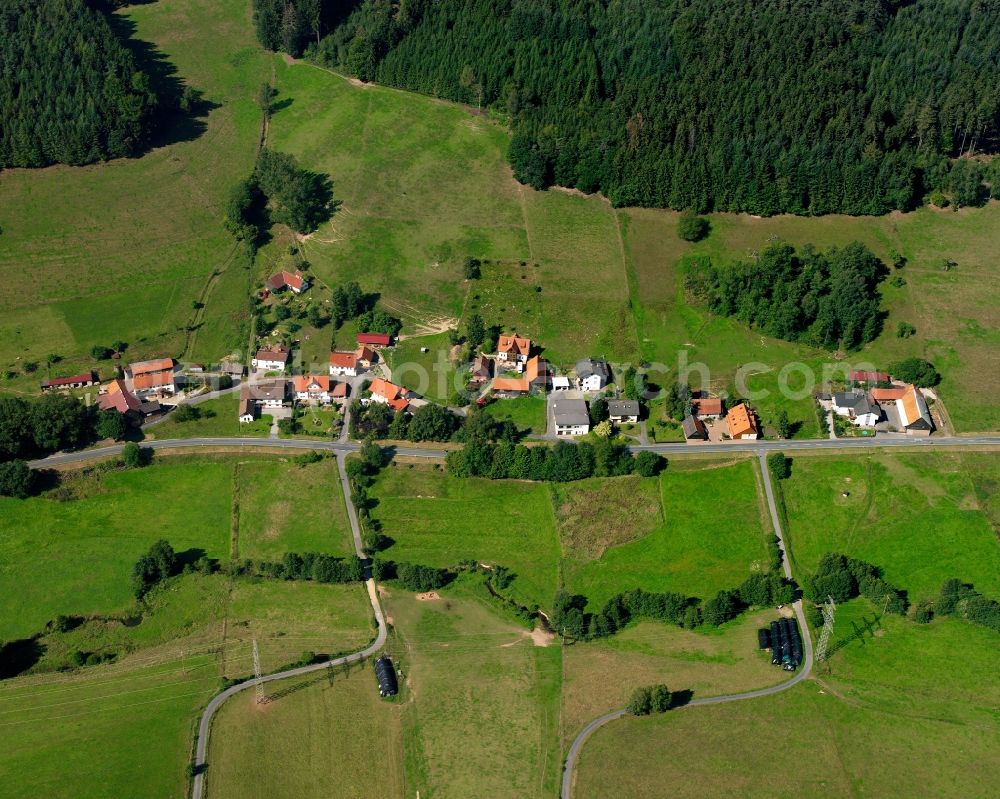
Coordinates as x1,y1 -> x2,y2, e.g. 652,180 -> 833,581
237,375 -> 410,422
681,398 -> 758,442
252,334 -> 391,375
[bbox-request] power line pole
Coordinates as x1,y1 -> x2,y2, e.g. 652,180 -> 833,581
252,638 -> 268,704
815,595 -> 837,662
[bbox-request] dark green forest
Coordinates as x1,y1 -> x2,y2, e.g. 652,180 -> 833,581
262,0 -> 1000,215
0,0 -> 158,168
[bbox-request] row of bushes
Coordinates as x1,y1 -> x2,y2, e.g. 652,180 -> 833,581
551,571 -> 794,641
371,559 -> 453,592
446,438 -> 663,483
229,552 -> 365,584
801,552 -> 908,614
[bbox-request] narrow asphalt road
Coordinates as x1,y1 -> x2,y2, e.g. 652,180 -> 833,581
27,433 -> 1000,471
189,452 -> 389,799
559,452 -> 814,799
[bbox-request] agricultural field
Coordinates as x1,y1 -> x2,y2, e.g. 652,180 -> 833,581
0,0 -> 265,387
384,580 -> 563,799
573,678 -> 998,799
561,460 -> 774,609
234,456 -> 354,559
778,451 -> 1000,600
206,666 -> 405,799
0,451 -> 375,797
368,462 -> 561,610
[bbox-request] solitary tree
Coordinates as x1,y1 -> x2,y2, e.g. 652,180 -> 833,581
677,210 -> 710,242
121,442 -> 144,468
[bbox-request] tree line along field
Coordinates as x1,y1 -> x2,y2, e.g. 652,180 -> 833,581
1,0 -> 997,437
0,453 -> 374,798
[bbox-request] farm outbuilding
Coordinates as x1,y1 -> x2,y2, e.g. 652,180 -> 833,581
374,656 -> 398,697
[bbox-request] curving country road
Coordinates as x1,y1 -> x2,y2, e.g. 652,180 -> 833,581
559,452 -> 815,799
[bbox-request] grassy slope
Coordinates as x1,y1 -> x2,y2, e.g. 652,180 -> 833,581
370,462 -> 561,610
206,667 -> 405,799
563,459 -> 773,608
386,580 -> 563,799
0,0 -> 265,385
574,679 -> 998,799
779,451 -> 1000,600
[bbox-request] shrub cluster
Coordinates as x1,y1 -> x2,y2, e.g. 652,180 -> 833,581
801,553 -> 908,614
132,540 -> 179,599
937,579 -> 1000,633
627,684 -> 672,716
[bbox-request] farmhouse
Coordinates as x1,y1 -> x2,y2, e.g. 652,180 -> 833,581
832,390 -> 880,427
354,345 -> 376,369
576,357 -> 610,391
239,380 -> 290,421
607,399 -> 640,424
682,414 -> 708,441
293,375 -> 334,404
357,332 -> 392,348
367,378 -> 409,412
329,351 -> 359,377
725,402 -> 758,439
849,370 -> 890,386
690,396 -> 723,418
127,358 -> 178,397
496,333 -> 531,366
896,385 -> 934,435
265,270 -> 309,293
41,371 -> 97,392
469,355 -> 493,385
552,398 -> 590,436
98,379 -> 160,418
491,356 -> 550,396
252,344 -> 291,372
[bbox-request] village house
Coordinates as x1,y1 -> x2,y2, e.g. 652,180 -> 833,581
357,332 -> 392,348
367,378 -> 410,412
832,390 -> 881,427
607,399 -> 640,424
496,333 -> 531,368
127,357 -> 177,397
239,380 -> 290,422
725,402 -> 759,440
682,414 -> 708,441
552,398 -> 590,437
265,270 -> 309,294
329,351 -> 359,377
849,370 -> 890,386
40,371 -> 97,392
469,355 -> 493,385
354,345 -> 377,370
871,385 -> 933,436
491,356 -> 550,396
98,379 -> 160,419
576,357 -> 610,392
252,344 -> 290,372
690,395 -> 723,418
293,375 -> 335,405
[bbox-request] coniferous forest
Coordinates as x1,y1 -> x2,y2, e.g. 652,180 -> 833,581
0,0 -> 158,168
263,0 -> 1000,215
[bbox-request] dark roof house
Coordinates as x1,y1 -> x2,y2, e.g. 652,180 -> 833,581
682,414 -> 707,440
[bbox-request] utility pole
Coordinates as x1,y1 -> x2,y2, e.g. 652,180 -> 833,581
252,638 -> 268,704
815,595 -> 837,662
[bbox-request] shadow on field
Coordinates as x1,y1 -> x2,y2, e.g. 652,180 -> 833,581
0,637 -> 45,679
668,689 -> 694,709
105,14 -> 219,152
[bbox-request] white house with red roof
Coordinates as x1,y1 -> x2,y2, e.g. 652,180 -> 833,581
265,271 -> 308,294
252,343 -> 291,372
496,333 -> 531,367
293,375 -> 335,404
329,351 -> 358,377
